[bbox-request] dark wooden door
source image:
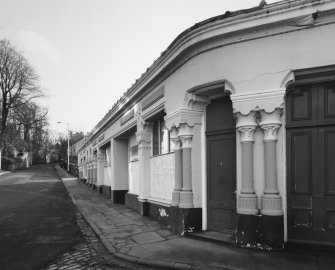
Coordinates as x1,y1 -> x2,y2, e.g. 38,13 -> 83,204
286,82 -> 335,244
206,97 -> 237,234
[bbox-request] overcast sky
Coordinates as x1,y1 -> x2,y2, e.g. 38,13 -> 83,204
0,0 -> 277,135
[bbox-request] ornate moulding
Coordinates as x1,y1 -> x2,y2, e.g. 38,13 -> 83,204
231,88 -> 285,116
164,109 -> 203,131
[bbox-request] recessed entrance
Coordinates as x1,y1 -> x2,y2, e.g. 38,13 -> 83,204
206,96 -> 237,234
286,81 -> 335,245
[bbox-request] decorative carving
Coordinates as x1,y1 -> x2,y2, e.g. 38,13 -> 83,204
179,135 -> 192,148
232,89 -> 285,115
259,108 -> 282,141
261,124 -> 280,141
171,137 -> 182,150
170,126 -> 182,150
136,124 -> 152,149
237,126 -> 256,142
165,109 -> 202,131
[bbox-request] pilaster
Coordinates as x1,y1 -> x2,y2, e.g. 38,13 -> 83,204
97,149 -> 104,187
136,121 -> 153,202
179,123 -> 194,209
170,126 -> 183,207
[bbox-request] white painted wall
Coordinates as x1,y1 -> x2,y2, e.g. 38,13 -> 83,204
103,145 -> 112,187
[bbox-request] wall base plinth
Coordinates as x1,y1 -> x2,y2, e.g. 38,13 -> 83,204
111,190 -> 128,204
237,214 -> 261,246
138,198 -> 149,216
236,214 -> 284,250
125,193 -> 139,211
261,215 -> 284,249
169,207 -> 202,235
101,185 -> 111,199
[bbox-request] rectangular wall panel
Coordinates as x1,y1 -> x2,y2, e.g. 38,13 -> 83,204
292,132 -> 312,194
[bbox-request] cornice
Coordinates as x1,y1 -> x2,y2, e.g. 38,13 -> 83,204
82,0 -> 335,150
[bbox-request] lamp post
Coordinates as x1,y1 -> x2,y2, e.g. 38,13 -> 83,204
57,121 -> 70,172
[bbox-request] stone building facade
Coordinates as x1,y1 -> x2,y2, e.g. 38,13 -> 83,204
77,0 -> 335,249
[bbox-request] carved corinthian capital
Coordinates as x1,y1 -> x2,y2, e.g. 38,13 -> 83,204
259,108 -> 283,142
179,135 -> 192,148
236,111 -> 257,142
170,126 -> 182,150
237,126 -> 256,142
260,124 -> 281,141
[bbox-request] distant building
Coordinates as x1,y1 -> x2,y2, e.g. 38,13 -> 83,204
77,0 -> 335,249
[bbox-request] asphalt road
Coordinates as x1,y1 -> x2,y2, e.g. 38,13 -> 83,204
0,164 -> 82,270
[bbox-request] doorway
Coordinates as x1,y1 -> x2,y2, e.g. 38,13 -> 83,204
286,82 -> 335,244
206,96 -> 237,234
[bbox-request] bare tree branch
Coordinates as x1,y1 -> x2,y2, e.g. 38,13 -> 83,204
0,38 -> 46,150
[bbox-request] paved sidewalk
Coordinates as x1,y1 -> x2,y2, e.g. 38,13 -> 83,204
56,168 -> 335,270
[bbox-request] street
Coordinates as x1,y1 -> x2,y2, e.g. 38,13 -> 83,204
0,164 -> 152,270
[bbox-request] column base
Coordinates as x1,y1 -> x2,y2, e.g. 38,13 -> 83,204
261,194 -> 283,215
179,191 -> 194,208
171,190 -> 181,207
237,194 -> 258,215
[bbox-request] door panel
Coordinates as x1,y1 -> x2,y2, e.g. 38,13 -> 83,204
206,96 -> 237,234
207,133 -> 236,233
291,131 -> 312,194
287,82 -> 335,244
